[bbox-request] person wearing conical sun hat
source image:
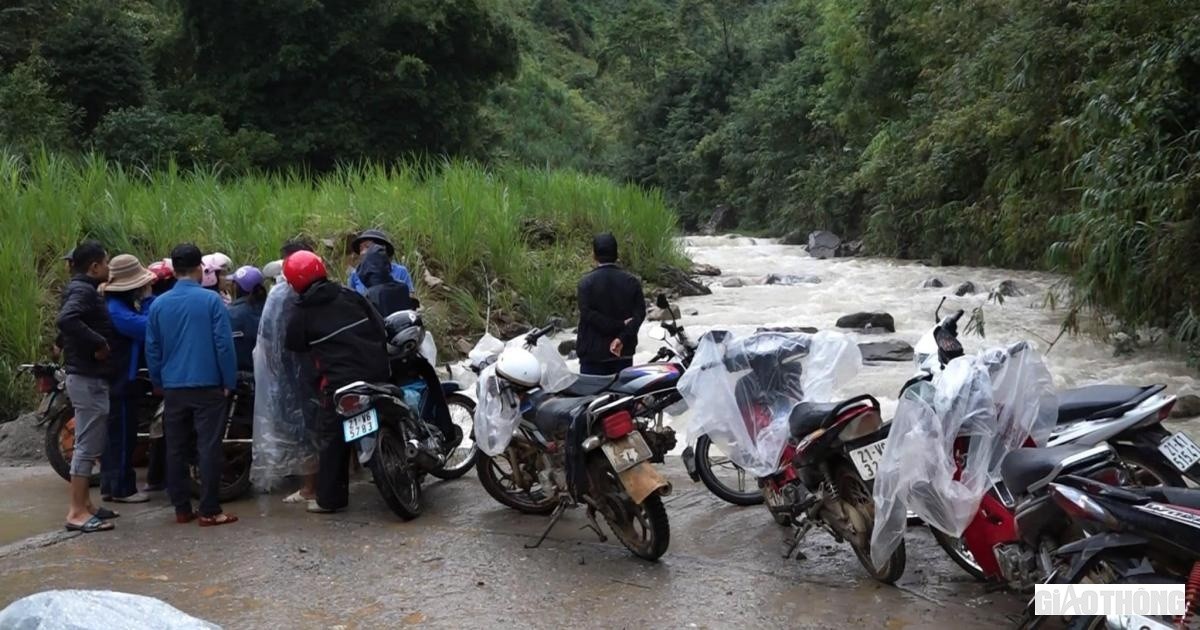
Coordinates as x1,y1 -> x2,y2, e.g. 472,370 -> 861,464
100,254 -> 159,504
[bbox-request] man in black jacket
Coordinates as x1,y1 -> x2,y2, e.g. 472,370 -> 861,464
575,233 -> 646,375
282,251 -> 391,513
56,240 -> 117,533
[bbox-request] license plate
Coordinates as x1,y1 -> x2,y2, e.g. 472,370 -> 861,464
849,438 -> 887,481
342,408 -> 380,443
1158,432 -> 1200,472
601,432 -> 653,473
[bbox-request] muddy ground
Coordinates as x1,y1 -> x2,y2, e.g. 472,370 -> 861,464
0,461 -> 1022,629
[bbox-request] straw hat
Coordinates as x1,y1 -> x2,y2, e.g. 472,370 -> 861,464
105,254 -> 156,293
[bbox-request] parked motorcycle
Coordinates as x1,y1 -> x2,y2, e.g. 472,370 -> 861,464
473,322 -> 673,560
1023,474 -> 1200,628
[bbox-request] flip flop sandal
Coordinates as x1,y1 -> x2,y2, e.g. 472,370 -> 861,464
197,513 -> 238,527
65,515 -> 114,533
93,507 -> 120,520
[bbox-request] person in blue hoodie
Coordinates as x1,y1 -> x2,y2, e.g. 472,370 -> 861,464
346,229 -> 415,296
146,243 -> 239,527
101,255 -> 158,504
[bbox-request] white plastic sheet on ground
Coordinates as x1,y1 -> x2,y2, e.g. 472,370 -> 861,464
677,330 -> 862,478
251,283 -> 318,491
0,590 -> 219,629
870,342 -> 1057,568
472,331 -> 578,456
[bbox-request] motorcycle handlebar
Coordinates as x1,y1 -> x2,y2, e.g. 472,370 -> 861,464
524,318 -> 563,347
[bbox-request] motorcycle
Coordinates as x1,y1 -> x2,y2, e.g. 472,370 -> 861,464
473,322 -> 673,560
907,303 -> 1186,582
20,362 -> 254,501
1024,474 -> 1200,629
333,379 -> 448,520
678,330 -> 903,582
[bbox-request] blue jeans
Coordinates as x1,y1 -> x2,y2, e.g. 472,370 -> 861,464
100,390 -> 140,499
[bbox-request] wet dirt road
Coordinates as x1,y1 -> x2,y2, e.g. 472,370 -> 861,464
0,463 -> 1020,629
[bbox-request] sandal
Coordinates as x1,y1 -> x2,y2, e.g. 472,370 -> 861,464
197,513 -> 238,527
65,515 -> 114,533
93,507 -> 120,520
282,490 -> 313,504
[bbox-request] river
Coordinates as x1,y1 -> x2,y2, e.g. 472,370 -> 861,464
661,235 -> 1199,438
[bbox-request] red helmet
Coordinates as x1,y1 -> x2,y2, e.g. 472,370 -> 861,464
148,259 -> 174,284
282,250 -> 327,293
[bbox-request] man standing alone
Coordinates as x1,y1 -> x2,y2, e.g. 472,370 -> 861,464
576,233 -> 645,375
57,240 -> 116,533
146,244 -> 239,526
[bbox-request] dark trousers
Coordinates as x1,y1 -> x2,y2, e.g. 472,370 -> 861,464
580,357 -> 633,376
164,388 -> 227,517
101,389 -> 140,499
146,438 -> 166,488
316,406 -> 352,511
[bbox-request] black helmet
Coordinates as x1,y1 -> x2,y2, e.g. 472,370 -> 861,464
384,310 -> 423,358
352,229 -> 395,258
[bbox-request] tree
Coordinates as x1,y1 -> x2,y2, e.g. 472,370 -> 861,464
180,0 -> 520,169
0,56 -> 77,153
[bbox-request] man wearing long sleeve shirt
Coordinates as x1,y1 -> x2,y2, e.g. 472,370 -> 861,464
146,244 -> 239,527
575,233 -> 646,375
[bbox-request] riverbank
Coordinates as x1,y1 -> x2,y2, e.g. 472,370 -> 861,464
0,154 -> 685,415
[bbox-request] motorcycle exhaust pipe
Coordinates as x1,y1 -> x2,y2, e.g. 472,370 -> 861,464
407,438 -> 444,471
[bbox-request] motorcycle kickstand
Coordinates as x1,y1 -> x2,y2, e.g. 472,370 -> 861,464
581,505 -> 607,543
783,520 -> 815,560
526,498 -> 570,550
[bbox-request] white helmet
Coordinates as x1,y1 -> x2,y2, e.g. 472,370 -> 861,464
496,348 -> 542,388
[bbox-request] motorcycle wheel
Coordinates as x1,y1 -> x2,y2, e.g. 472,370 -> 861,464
604,494 -> 671,562
1114,445 -> 1186,488
930,528 -> 987,582
475,448 -> 557,515
189,446 -> 252,502
429,393 -> 478,481
694,434 -> 763,506
368,424 -> 423,520
44,408 -> 74,482
835,463 -> 906,584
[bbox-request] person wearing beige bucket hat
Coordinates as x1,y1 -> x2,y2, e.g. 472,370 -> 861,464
100,254 -> 159,504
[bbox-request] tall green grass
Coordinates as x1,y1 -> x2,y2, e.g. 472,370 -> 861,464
0,152 -> 684,414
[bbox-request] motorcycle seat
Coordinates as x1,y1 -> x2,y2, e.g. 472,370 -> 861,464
532,396 -> 595,436
562,374 -> 616,397
1001,444 -> 1111,496
1057,385 -> 1158,423
788,402 -> 840,438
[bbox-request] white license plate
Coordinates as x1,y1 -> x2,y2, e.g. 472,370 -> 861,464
342,408 -> 380,443
1158,432 -> 1200,472
849,438 -> 887,481
601,432 -> 653,473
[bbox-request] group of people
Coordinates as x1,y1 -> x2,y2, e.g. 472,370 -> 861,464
54,229 -> 419,532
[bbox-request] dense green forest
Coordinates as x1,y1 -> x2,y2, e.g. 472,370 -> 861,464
2,0 -> 1199,351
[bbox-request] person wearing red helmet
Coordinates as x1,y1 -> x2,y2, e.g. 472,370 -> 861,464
283,250 -> 391,513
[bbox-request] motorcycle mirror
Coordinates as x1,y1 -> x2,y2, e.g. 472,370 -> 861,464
655,293 -> 669,309
648,325 -> 668,341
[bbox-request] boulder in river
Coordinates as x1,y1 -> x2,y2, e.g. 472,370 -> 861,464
995,280 -> 1025,297
836,239 -> 864,257
557,339 -> 577,357
720,277 -> 745,288
684,309 -> 700,317
858,340 -> 915,362
765,273 -> 822,286
756,326 -> 819,334
1111,331 -> 1138,357
805,230 -> 842,260
1171,394 -> 1200,419
658,265 -> 712,297
836,312 -> 896,333
921,277 -> 945,288
692,263 -> 722,276
953,281 -> 978,296
781,230 -> 806,246
647,305 -> 682,322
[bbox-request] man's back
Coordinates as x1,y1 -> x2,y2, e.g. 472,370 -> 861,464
284,280 -> 391,393
576,264 -> 646,366
146,279 -> 237,391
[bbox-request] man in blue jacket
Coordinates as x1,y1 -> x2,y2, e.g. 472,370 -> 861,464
346,229 -> 415,295
146,243 -> 239,527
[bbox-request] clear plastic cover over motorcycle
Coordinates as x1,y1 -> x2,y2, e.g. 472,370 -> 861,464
472,331 -> 578,456
251,283 -> 319,490
870,343 -> 1057,568
676,330 -> 862,478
